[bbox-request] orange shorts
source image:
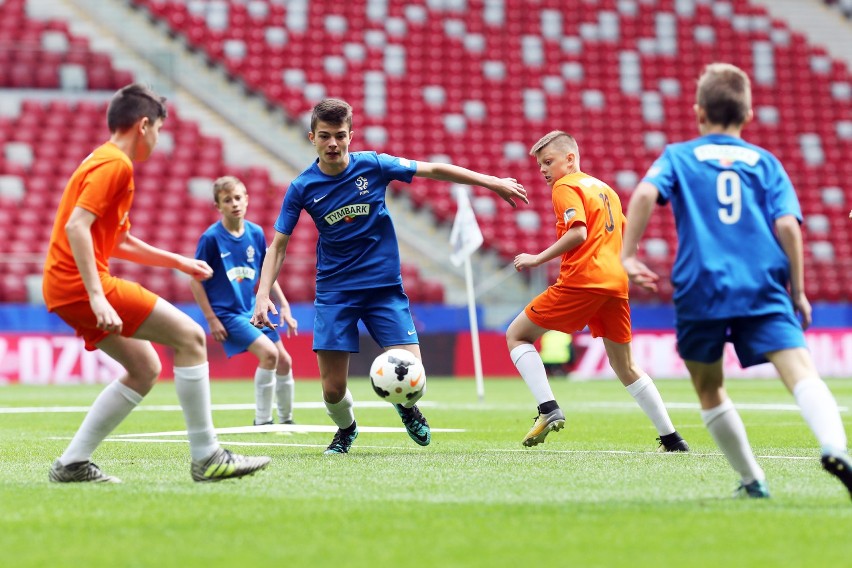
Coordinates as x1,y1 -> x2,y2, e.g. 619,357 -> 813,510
525,285 -> 632,343
51,278 -> 159,351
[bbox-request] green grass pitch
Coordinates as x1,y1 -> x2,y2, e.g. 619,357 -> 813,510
2,377 -> 851,567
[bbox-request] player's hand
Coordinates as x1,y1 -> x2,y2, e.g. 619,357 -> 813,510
208,317 -> 228,342
251,295 -> 278,329
791,290 -> 813,330
179,257 -> 213,281
492,177 -> 528,208
622,256 -> 659,292
513,252 -> 540,271
90,294 -> 123,334
279,313 -> 298,338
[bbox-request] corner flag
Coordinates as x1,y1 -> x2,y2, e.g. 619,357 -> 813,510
449,187 -> 485,401
449,188 -> 483,267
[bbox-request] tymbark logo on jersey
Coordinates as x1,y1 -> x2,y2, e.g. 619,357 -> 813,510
324,204 -> 370,224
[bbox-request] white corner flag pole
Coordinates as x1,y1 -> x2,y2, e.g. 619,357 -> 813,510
449,186 -> 486,402
463,256 -> 485,402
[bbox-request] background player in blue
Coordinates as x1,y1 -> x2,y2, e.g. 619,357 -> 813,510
251,98 -> 528,454
190,176 -> 298,426
622,63 -> 851,500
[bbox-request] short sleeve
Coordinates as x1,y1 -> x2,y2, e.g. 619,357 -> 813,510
765,155 -> 802,222
76,159 -> 133,218
195,231 -> 215,262
641,148 -> 676,205
274,182 -> 304,235
377,153 -> 416,184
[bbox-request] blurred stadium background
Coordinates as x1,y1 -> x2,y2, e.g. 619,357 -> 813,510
1,0 -> 850,383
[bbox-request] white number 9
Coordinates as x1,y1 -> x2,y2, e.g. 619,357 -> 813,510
717,171 -> 741,224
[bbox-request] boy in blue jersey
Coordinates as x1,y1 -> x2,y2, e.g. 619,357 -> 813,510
190,176 -> 298,426
251,98 -> 528,454
622,63 -> 852,500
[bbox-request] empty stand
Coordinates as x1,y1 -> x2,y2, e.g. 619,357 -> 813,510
2,0 -> 850,303
126,0 -> 852,302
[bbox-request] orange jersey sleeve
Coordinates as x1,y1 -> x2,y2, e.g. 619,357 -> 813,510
550,171 -> 628,297
43,142 -> 136,310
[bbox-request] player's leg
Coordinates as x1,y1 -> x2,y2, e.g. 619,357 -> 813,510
274,340 -> 295,424
506,310 -> 565,447
246,334 -> 279,425
219,314 -> 283,425
313,289 -> 360,454
755,314 -> 851,498
602,338 -> 688,452
48,281 -> 167,483
685,357 -> 768,497
318,349 -> 358,453
679,317 -> 767,496
593,297 -> 687,450
363,286 -> 430,446
509,287 -> 607,447
49,332 -> 160,483
135,298 -> 270,481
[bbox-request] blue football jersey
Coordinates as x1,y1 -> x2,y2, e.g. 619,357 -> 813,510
642,133 -> 802,320
274,151 -> 417,292
195,220 -> 268,315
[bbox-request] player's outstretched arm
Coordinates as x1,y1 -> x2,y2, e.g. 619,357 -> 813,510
251,232 -> 290,329
413,161 -> 528,208
622,182 -> 661,292
113,232 -> 213,281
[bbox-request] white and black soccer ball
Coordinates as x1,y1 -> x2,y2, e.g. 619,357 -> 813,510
369,349 -> 426,405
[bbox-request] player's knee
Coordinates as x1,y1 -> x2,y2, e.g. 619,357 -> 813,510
277,348 -> 292,370
126,354 -> 162,390
257,348 -> 278,369
323,383 -> 347,403
174,321 -> 207,357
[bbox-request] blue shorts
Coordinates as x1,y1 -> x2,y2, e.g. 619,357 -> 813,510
313,285 -> 418,352
676,311 -> 806,367
218,312 -> 280,358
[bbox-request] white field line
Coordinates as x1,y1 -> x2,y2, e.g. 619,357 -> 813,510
2,400 -> 847,414
112,424 -> 465,437
488,448 -> 816,461
95,438 -> 417,451
0,400 -> 419,414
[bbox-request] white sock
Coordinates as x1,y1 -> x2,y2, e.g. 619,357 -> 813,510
174,363 -> 219,461
793,378 -> 848,454
60,380 -> 143,465
325,388 -> 355,430
254,367 -> 275,424
625,374 -> 676,435
701,399 -> 765,484
511,343 -> 556,405
276,371 -> 295,422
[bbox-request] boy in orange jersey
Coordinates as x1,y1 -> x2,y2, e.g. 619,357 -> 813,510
43,83 -> 270,483
506,130 -> 689,451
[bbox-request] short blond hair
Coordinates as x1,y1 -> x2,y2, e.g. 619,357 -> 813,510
212,175 -> 245,204
529,130 -> 579,157
696,63 -> 752,127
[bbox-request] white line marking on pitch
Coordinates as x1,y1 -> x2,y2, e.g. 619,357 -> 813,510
96,438 -> 417,451
3,400 -> 846,414
112,424 -> 465,438
0,400 -> 430,414
489,448 -> 815,460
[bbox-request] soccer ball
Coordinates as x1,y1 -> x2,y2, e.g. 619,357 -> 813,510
369,349 -> 426,405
